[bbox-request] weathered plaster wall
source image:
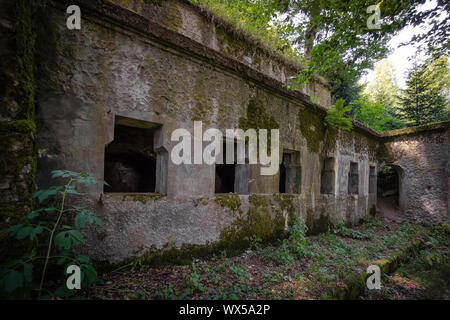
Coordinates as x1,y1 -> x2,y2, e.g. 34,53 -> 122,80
33,0 -> 379,264
381,124 -> 449,224
107,0 -> 332,109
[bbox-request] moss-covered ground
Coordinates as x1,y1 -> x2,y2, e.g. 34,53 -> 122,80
86,217 -> 449,300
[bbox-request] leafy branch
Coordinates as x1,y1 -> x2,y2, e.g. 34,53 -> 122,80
0,170 -> 106,299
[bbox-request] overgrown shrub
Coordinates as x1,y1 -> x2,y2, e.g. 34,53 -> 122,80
0,170 -> 105,299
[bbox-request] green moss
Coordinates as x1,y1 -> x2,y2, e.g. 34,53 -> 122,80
194,197 -> 209,206
246,194 -> 284,240
216,28 -> 246,58
299,107 -> 325,154
324,127 -> 338,153
334,271 -> 367,300
382,120 -> 450,138
214,194 -> 242,215
164,0 -> 183,32
0,120 -> 36,218
374,239 -> 425,274
99,241 -> 229,272
273,193 -> 296,226
217,194 -> 285,252
121,193 -> 165,204
0,0 -> 37,257
0,119 -> 36,135
306,208 -> 331,235
239,99 -> 279,152
15,0 -> 36,120
191,74 -> 213,125
239,99 -> 279,132
97,195 -> 286,270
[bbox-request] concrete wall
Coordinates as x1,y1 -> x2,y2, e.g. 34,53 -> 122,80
108,0 -> 332,109
33,0 -> 380,263
381,124 -> 449,224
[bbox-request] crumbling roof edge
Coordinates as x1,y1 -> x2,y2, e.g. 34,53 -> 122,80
381,121 -> 450,138
175,0 -> 329,88
48,0 -> 382,140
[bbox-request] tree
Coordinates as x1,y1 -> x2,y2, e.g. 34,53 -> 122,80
398,55 -> 449,126
362,59 -> 400,110
351,99 -> 403,132
191,1 -> 449,104
403,0 -> 450,57
280,0 -> 423,101
358,59 -> 403,130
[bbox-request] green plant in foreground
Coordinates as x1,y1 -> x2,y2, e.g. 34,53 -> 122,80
334,220 -> 372,240
288,217 -> 310,258
0,170 -> 105,299
182,263 -> 204,297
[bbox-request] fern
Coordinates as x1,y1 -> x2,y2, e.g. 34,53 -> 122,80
325,99 -> 353,130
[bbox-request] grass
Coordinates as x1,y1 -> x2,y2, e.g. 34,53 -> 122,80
87,218 -> 448,300
188,0 -> 305,67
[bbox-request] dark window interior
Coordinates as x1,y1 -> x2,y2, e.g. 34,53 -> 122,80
320,157 -> 335,194
377,166 -> 399,205
279,153 -> 288,193
348,162 -> 359,195
369,166 -> 377,194
215,141 -> 236,193
104,123 -> 157,193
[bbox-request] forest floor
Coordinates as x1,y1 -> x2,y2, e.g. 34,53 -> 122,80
86,214 -> 450,300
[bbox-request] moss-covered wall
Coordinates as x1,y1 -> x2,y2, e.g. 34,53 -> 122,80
0,0 -> 37,260
33,1 -> 383,265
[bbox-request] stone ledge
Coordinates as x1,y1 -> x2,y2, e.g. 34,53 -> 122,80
382,121 -> 450,139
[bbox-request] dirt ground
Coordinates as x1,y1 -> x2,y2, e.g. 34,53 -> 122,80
86,212 -> 449,300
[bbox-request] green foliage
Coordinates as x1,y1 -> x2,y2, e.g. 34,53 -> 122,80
155,283 -> 177,300
325,99 -> 353,130
190,0 -> 300,63
272,242 -> 294,266
283,0 -> 421,100
334,221 -> 372,240
218,281 -> 249,300
288,217 -> 310,258
399,55 -> 450,126
263,216 -> 313,266
191,0 -> 448,106
244,235 -> 263,253
350,99 -> 403,132
362,59 -> 401,110
382,222 -> 419,248
182,263 -> 204,297
0,170 -> 104,299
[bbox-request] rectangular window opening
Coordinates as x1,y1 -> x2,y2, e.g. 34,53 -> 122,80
369,166 -> 377,194
348,162 -> 359,195
320,157 -> 335,195
280,152 -> 301,194
104,117 -> 163,193
215,139 -> 249,194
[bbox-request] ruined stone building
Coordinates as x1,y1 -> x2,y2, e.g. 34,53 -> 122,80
1,0 -> 449,264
